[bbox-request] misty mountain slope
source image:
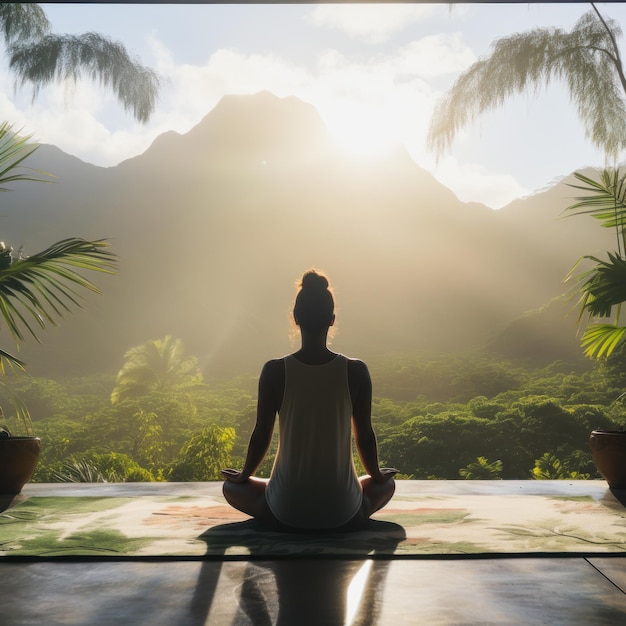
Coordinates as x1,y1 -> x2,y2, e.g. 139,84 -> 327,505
496,170 -> 615,277
485,296 -> 586,367
0,92 -> 609,377
483,169 -> 616,366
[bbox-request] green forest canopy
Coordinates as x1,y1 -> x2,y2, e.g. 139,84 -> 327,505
2,348 -> 624,483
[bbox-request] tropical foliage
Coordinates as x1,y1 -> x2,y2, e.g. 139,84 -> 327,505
166,425 -> 235,481
0,2 -> 162,432
0,120 -> 49,191
0,124 -> 118,434
531,452 -> 590,480
564,169 -> 626,358
459,456 -> 503,480
0,3 -> 159,122
428,4 -> 626,160
0,236 -> 116,433
0,238 -> 116,350
1,351 -> 618,483
46,453 -> 155,483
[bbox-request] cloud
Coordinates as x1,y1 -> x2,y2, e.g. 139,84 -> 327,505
308,4 -> 441,43
392,34 -> 475,77
0,29 -> 526,208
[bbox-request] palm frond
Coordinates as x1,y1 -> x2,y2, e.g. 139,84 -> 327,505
580,323 -> 626,358
563,167 -> 626,359
567,252 -> 626,319
0,348 -> 26,375
8,32 -> 159,123
428,8 -> 626,159
561,12 -> 626,160
0,238 -> 117,344
0,121 -> 52,190
564,170 -> 626,248
51,458 -> 108,483
0,377 -> 33,435
0,4 -> 50,45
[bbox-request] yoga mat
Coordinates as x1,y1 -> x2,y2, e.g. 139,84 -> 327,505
1,490 -> 625,558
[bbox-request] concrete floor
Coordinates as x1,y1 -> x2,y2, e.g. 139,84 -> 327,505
1,482 -> 625,625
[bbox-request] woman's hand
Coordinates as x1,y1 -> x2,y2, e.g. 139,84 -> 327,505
372,467 -> 399,483
220,468 -> 249,483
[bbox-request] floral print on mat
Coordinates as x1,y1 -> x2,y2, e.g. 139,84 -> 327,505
0,493 -> 625,557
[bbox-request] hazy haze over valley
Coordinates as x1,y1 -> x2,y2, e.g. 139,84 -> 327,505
1,92 -> 613,378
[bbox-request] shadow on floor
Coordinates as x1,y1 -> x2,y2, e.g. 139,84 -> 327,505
191,518 -> 406,625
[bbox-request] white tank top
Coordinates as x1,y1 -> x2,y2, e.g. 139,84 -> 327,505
265,354 -> 363,529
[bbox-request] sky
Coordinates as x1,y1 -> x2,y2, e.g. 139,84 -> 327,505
0,2 -> 624,209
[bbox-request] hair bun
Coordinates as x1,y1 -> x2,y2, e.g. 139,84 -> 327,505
300,270 -> 329,292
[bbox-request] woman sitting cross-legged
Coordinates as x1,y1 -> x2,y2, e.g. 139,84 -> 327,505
221,269 -> 397,532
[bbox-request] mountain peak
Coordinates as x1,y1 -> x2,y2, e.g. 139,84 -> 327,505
5,92 -> 610,375
195,91 -> 331,154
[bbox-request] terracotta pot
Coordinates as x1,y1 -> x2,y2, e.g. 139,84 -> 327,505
0,437 -> 41,495
589,429 -> 626,489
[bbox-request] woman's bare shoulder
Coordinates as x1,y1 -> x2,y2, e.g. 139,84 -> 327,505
261,357 -> 285,378
259,358 -> 286,410
346,357 -> 371,381
346,356 -> 369,368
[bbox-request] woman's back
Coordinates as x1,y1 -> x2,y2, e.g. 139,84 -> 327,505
265,354 -> 362,529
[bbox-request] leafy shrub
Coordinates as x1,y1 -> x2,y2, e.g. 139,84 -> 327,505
166,425 -> 235,481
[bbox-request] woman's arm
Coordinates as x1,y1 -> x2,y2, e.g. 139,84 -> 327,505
221,359 -> 283,483
349,359 -> 393,484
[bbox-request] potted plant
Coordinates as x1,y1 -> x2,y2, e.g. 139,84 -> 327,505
0,390 -> 40,495
589,385 -> 626,490
0,123 -> 116,494
0,433 -> 41,495
565,168 -> 626,489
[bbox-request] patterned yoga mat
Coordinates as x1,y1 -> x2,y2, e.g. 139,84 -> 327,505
1,487 -> 625,558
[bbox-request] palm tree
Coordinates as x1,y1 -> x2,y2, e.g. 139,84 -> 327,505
0,4 -> 158,123
428,4 -> 626,161
0,4 -> 158,433
0,124 -> 117,433
111,335 -> 203,404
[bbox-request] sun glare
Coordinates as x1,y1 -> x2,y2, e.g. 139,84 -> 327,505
321,103 -> 400,158
345,559 -> 373,625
